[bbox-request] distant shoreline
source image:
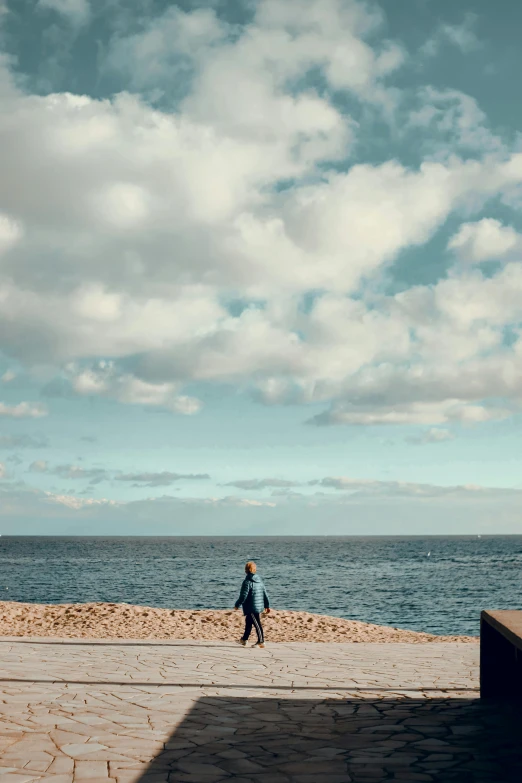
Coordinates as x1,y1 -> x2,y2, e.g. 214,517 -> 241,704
0,601 -> 478,644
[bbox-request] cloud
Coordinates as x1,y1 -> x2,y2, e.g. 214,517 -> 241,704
421,13 -> 480,57
0,433 -> 49,448
308,401 -> 511,427
215,496 -> 276,508
0,462 -> 5,478
115,471 -> 211,487
27,462 -> 211,487
1,370 -> 16,383
106,0 -> 402,109
69,363 -> 202,415
308,476 -> 500,499
103,7 -> 228,95
52,464 -> 109,484
37,0 -> 90,27
224,478 -> 298,490
293,258 -> 522,426
44,492 -> 118,510
407,428 -> 455,445
448,219 -> 521,263
0,212 -> 22,255
440,16 -> 480,53
29,460 -> 48,472
408,89 -> 501,153
0,402 -> 48,418
28,461 -> 109,483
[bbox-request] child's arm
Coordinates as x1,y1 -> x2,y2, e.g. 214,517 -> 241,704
235,578 -> 250,609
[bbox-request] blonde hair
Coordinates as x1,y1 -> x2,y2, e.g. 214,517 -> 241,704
245,561 -> 257,573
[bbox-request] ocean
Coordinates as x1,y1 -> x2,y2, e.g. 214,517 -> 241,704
0,535 -> 520,636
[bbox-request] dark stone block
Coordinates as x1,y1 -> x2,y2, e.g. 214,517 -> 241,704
480,610 -> 522,700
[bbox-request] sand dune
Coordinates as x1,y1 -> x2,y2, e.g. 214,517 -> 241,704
0,601 -> 477,643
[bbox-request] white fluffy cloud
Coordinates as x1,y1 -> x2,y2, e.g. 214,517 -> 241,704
68,363 -> 202,415
1,1 -> 522,427
106,0 -> 403,109
448,218 -> 521,263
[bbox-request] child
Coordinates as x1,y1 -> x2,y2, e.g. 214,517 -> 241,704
234,561 -> 270,648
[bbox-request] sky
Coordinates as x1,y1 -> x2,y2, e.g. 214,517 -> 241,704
1,0 -> 522,534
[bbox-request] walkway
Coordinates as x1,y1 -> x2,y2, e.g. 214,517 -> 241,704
0,637 -> 518,782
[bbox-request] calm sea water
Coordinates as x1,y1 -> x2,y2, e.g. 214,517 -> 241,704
0,536 -> 520,636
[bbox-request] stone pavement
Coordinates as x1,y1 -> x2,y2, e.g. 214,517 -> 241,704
0,637 -> 519,782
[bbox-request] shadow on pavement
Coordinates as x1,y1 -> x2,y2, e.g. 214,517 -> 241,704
136,695 -> 522,783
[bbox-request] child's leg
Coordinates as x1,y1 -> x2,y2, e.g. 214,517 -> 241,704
251,613 -> 264,644
242,614 -> 253,641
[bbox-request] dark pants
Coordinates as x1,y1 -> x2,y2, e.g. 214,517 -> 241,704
242,612 -> 264,644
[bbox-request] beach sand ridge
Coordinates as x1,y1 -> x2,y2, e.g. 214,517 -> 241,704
0,600 -> 477,643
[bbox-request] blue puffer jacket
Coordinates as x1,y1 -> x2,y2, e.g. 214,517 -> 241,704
235,573 -> 270,615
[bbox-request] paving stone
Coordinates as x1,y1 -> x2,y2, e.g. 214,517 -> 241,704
110,773 -> 141,783
1,755 -> 52,765
216,749 -> 248,760
175,760 -> 229,775
73,778 -> 112,783
420,759 -> 461,769
74,761 -> 109,779
310,747 -> 345,758
289,776 -> 352,783
2,764 -> 40,779
217,758 -> 265,773
171,774 -> 228,782
278,761 -> 348,774
423,753 -> 455,761
21,763 -> 49,774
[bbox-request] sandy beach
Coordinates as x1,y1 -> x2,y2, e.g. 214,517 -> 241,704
0,601 -> 477,643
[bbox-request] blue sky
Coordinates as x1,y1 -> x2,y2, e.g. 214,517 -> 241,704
1,0 -> 522,534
